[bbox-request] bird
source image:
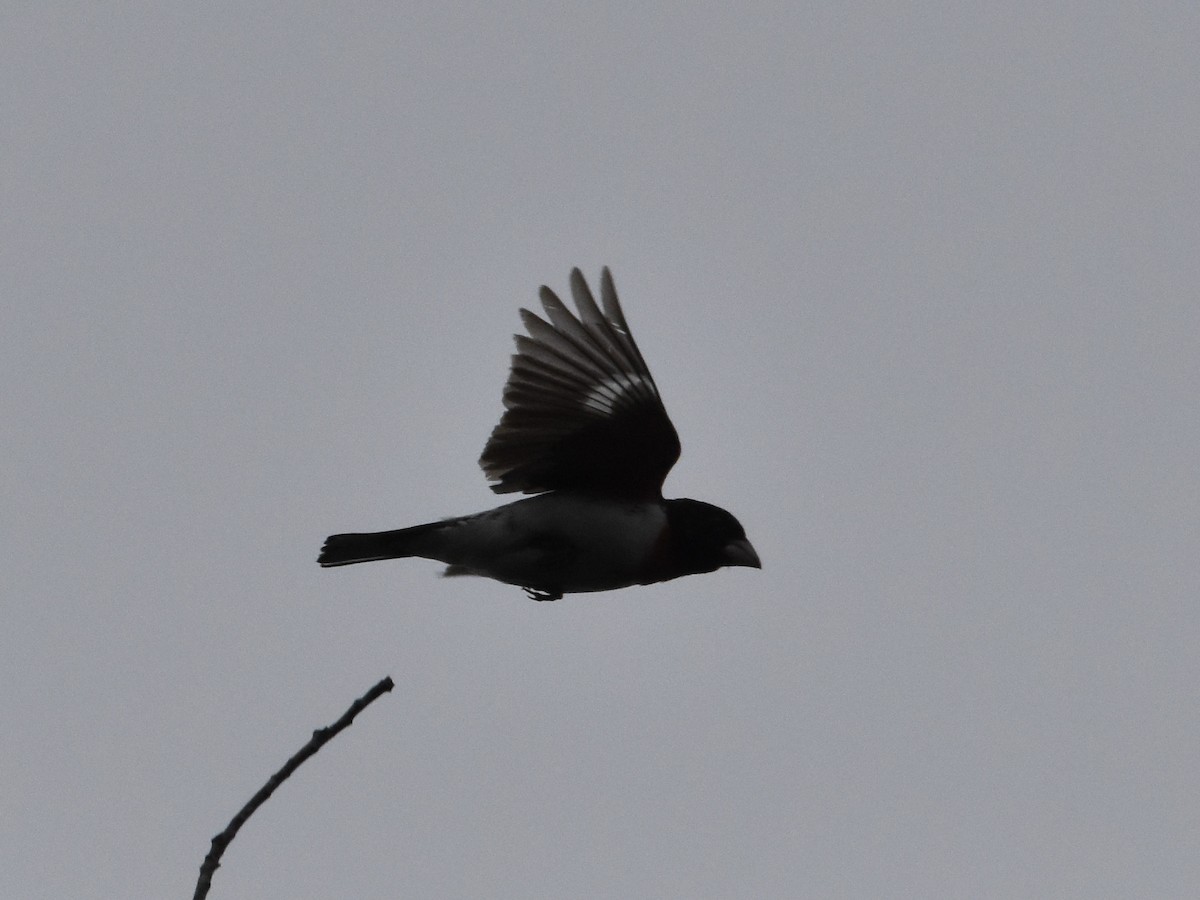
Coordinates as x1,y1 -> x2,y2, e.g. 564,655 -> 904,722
318,267 -> 760,600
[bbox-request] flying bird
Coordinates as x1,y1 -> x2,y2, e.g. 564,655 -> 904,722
318,268 -> 760,599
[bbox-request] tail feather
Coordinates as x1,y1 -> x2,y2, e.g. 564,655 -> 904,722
318,521 -> 445,567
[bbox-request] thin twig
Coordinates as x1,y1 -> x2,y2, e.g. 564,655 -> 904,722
193,676 -> 395,900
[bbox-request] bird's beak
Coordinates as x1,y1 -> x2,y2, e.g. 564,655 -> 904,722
723,538 -> 761,569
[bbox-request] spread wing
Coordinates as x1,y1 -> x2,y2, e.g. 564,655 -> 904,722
479,267 -> 681,498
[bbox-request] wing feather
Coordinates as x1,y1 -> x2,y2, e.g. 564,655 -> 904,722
479,268 -> 681,497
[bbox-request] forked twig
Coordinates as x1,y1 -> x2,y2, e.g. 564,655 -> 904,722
193,676 -> 395,899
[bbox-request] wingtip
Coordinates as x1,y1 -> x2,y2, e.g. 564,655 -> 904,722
568,267 -> 596,311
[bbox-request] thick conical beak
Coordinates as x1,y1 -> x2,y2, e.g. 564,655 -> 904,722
722,538 -> 761,569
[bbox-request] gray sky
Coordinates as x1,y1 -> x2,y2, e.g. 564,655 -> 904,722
4,4 -> 1198,898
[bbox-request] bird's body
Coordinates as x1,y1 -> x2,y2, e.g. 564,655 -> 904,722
321,493 -> 668,596
319,268 -> 759,599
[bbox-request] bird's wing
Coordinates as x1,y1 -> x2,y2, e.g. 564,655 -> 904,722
479,267 -> 681,498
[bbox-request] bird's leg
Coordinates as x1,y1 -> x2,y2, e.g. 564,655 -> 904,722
524,587 -> 561,601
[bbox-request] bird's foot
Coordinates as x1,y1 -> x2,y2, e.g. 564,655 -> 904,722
524,587 -> 562,601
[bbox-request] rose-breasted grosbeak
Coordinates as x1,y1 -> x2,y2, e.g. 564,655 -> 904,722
319,268 -> 759,600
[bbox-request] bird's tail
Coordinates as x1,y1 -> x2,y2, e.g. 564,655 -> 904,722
318,521 -> 447,567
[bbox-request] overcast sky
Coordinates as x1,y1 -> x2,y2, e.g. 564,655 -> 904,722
4,4 -> 1198,898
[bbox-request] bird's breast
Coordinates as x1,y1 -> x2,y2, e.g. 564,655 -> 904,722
449,493 -> 668,593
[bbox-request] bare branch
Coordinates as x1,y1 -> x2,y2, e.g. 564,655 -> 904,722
193,676 -> 395,900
